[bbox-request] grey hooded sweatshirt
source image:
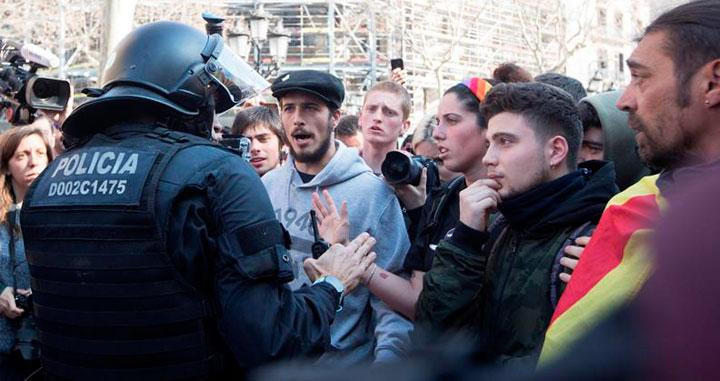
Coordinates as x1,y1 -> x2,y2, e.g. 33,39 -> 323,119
262,141 -> 412,365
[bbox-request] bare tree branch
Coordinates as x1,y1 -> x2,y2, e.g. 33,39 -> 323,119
512,0 -> 593,74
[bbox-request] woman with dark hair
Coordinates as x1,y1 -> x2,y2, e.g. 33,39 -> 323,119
313,78 -> 493,320
411,115 -> 460,184
492,62 -> 532,83
0,126 -> 53,380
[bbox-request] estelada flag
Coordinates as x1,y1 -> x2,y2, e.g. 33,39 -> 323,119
538,175 -> 663,365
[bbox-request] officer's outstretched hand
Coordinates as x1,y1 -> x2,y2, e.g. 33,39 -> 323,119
303,233 -> 377,294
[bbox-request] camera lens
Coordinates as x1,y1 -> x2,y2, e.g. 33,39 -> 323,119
385,158 -> 409,182
32,79 -> 56,99
381,151 -> 410,184
382,151 -> 424,185
14,294 -> 29,312
26,77 -> 71,111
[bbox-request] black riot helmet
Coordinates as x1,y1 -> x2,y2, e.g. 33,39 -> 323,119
63,21 -> 269,139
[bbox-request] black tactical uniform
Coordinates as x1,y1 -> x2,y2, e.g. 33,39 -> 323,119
20,21 -> 342,380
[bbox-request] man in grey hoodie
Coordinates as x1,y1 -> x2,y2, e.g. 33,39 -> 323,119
262,70 -> 412,365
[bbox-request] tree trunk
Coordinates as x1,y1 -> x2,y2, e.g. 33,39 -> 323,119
99,0 -> 137,84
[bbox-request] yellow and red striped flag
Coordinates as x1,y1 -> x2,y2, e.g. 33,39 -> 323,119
538,175 -> 663,365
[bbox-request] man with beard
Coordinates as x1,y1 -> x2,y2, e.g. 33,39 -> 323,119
540,0 -> 720,366
262,70 -> 412,365
414,82 -> 618,368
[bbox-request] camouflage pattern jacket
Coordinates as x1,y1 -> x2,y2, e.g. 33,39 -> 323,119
415,161 -> 618,368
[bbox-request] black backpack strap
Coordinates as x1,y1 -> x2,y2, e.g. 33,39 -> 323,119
7,208 -> 17,291
427,176 -> 466,227
549,221 -> 596,309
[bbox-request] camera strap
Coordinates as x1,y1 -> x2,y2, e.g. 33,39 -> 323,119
7,207 -> 17,292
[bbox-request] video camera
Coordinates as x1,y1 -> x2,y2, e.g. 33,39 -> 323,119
0,38 -> 71,125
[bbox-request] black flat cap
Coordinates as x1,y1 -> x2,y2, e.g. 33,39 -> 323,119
271,70 -> 344,109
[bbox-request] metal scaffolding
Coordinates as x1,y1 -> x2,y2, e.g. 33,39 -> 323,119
227,0 -> 389,113
0,0 -> 653,120
226,0 -> 585,118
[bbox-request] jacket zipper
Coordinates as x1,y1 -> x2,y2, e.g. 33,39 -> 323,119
492,232 -> 521,335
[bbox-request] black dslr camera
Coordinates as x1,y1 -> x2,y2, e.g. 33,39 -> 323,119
381,150 -> 440,189
0,39 -> 71,125
13,293 -> 39,360
14,293 -> 32,312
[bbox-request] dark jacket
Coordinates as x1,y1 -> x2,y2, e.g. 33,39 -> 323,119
581,91 -> 652,190
21,125 -> 339,379
415,161 -> 618,367
404,176 -> 465,272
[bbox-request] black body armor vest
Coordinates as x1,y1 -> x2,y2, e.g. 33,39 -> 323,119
21,127 -> 228,380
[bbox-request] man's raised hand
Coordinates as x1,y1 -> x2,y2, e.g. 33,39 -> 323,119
312,189 -> 350,245
303,233 -> 377,293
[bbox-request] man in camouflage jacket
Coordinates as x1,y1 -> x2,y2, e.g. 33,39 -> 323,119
415,82 -> 618,368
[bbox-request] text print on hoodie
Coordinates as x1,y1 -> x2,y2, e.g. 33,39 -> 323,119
262,141 -> 412,365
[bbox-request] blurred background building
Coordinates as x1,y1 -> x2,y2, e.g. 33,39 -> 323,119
0,0 -> 685,127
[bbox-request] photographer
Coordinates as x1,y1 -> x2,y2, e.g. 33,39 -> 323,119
0,126 -> 53,380
358,81 -> 412,175
0,40 -> 71,125
314,78 -> 494,319
39,88 -> 73,156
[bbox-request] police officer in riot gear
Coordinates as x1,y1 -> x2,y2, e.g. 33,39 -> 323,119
20,21 -> 377,380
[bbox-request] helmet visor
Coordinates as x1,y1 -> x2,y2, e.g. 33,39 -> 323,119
210,44 -> 270,113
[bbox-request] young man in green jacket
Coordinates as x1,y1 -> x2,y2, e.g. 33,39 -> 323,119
414,82 -> 618,368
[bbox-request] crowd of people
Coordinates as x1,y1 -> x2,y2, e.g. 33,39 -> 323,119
0,0 -> 718,379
